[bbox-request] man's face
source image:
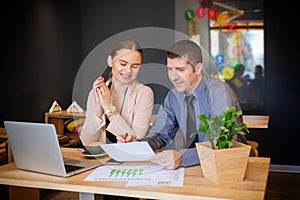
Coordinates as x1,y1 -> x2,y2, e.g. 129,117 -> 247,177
167,57 -> 200,94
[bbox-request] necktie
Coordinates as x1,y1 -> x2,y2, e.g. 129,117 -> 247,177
185,95 -> 197,148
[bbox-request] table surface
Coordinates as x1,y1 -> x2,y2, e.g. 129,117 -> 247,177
0,148 -> 270,200
242,115 -> 269,129
151,115 -> 270,129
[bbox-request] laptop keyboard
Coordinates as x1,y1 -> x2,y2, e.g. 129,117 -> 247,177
64,164 -> 84,173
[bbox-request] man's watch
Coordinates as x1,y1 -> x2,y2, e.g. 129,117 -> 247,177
104,106 -> 116,117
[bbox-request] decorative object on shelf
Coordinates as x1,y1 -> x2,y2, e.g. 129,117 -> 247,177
64,118 -> 85,134
67,101 -> 84,113
49,100 -> 62,113
193,106 -> 251,184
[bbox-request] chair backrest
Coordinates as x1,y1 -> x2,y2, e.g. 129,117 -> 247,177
145,83 -> 169,105
146,83 -> 170,114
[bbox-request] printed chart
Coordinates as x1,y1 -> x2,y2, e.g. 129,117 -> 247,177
84,165 -> 184,187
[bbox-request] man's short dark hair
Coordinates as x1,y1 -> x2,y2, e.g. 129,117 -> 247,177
166,40 -> 203,67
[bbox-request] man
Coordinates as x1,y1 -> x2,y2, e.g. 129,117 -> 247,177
117,40 -> 247,169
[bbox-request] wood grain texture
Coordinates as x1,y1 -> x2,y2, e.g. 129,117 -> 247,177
0,148 -> 270,200
243,115 -> 269,129
196,141 -> 251,184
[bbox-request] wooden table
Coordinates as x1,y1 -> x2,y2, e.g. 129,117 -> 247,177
242,115 -> 270,157
242,115 -> 270,129
44,113 -> 270,133
0,148 -> 270,200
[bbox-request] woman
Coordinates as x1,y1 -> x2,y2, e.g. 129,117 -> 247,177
80,39 -> 154,145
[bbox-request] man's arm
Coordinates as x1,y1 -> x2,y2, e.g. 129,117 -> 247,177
138,134 -> 168,151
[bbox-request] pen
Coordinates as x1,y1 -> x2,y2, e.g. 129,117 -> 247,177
124,133 -> 128,143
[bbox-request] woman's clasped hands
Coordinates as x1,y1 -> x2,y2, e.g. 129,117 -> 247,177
93,76 -> 112,118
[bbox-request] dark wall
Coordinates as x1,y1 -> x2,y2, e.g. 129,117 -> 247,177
247,1 -> 300,165
1,0 -> 300,166
80,0 -> 175,59
0,0 -> 174,126
0,0 -> 82,125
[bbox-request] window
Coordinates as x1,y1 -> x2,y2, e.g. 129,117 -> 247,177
209,2 -> 264,113
175,0 -> 264,113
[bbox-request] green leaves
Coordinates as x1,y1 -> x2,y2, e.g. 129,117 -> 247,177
192,106 -> 249,149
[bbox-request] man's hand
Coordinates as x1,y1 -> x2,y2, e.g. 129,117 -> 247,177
150,150 -> 183,170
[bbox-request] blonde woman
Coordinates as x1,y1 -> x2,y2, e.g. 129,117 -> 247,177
80,39 -> 154,145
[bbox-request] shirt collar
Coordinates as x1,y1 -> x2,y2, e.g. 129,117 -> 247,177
183,76 -> 207,99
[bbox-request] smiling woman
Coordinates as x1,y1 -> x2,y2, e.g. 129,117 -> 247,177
79,39 -> 154,146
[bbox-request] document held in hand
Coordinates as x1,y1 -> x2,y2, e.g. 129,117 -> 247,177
100,142 -> 155,162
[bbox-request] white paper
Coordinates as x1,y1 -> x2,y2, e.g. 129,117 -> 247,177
84,165 -> 184,187
100,142 -> 155,162
126,167 -> 184,187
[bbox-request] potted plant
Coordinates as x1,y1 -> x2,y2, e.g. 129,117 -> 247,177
193,106 -> 251,184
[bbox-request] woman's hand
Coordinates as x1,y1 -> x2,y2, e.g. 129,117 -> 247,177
92,76 -> 105,118
116,133 -> 137,143
97,79 -> 112,111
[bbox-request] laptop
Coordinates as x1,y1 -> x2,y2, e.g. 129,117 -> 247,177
4,121 -> 102,177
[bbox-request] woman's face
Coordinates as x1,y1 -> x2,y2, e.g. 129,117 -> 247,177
108,49 -> 142,85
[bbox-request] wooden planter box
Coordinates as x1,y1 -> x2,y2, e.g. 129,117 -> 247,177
196,141 -> 251,184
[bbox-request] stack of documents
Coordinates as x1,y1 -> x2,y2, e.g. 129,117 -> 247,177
100,142 -> 155,161
85,142 -> 184,187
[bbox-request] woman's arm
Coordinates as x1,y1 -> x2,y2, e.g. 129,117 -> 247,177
80,90 -> 106,145
106,85 -> 154,139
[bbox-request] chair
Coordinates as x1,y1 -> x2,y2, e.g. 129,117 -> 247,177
247,140 -> 259,157
145,83 -> 169,114
243,115 -> 270,157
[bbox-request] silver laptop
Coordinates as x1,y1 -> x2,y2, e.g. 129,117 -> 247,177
4,121 -> 102,177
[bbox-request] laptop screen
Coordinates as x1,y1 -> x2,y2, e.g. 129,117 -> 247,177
4,121 -> 102,177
